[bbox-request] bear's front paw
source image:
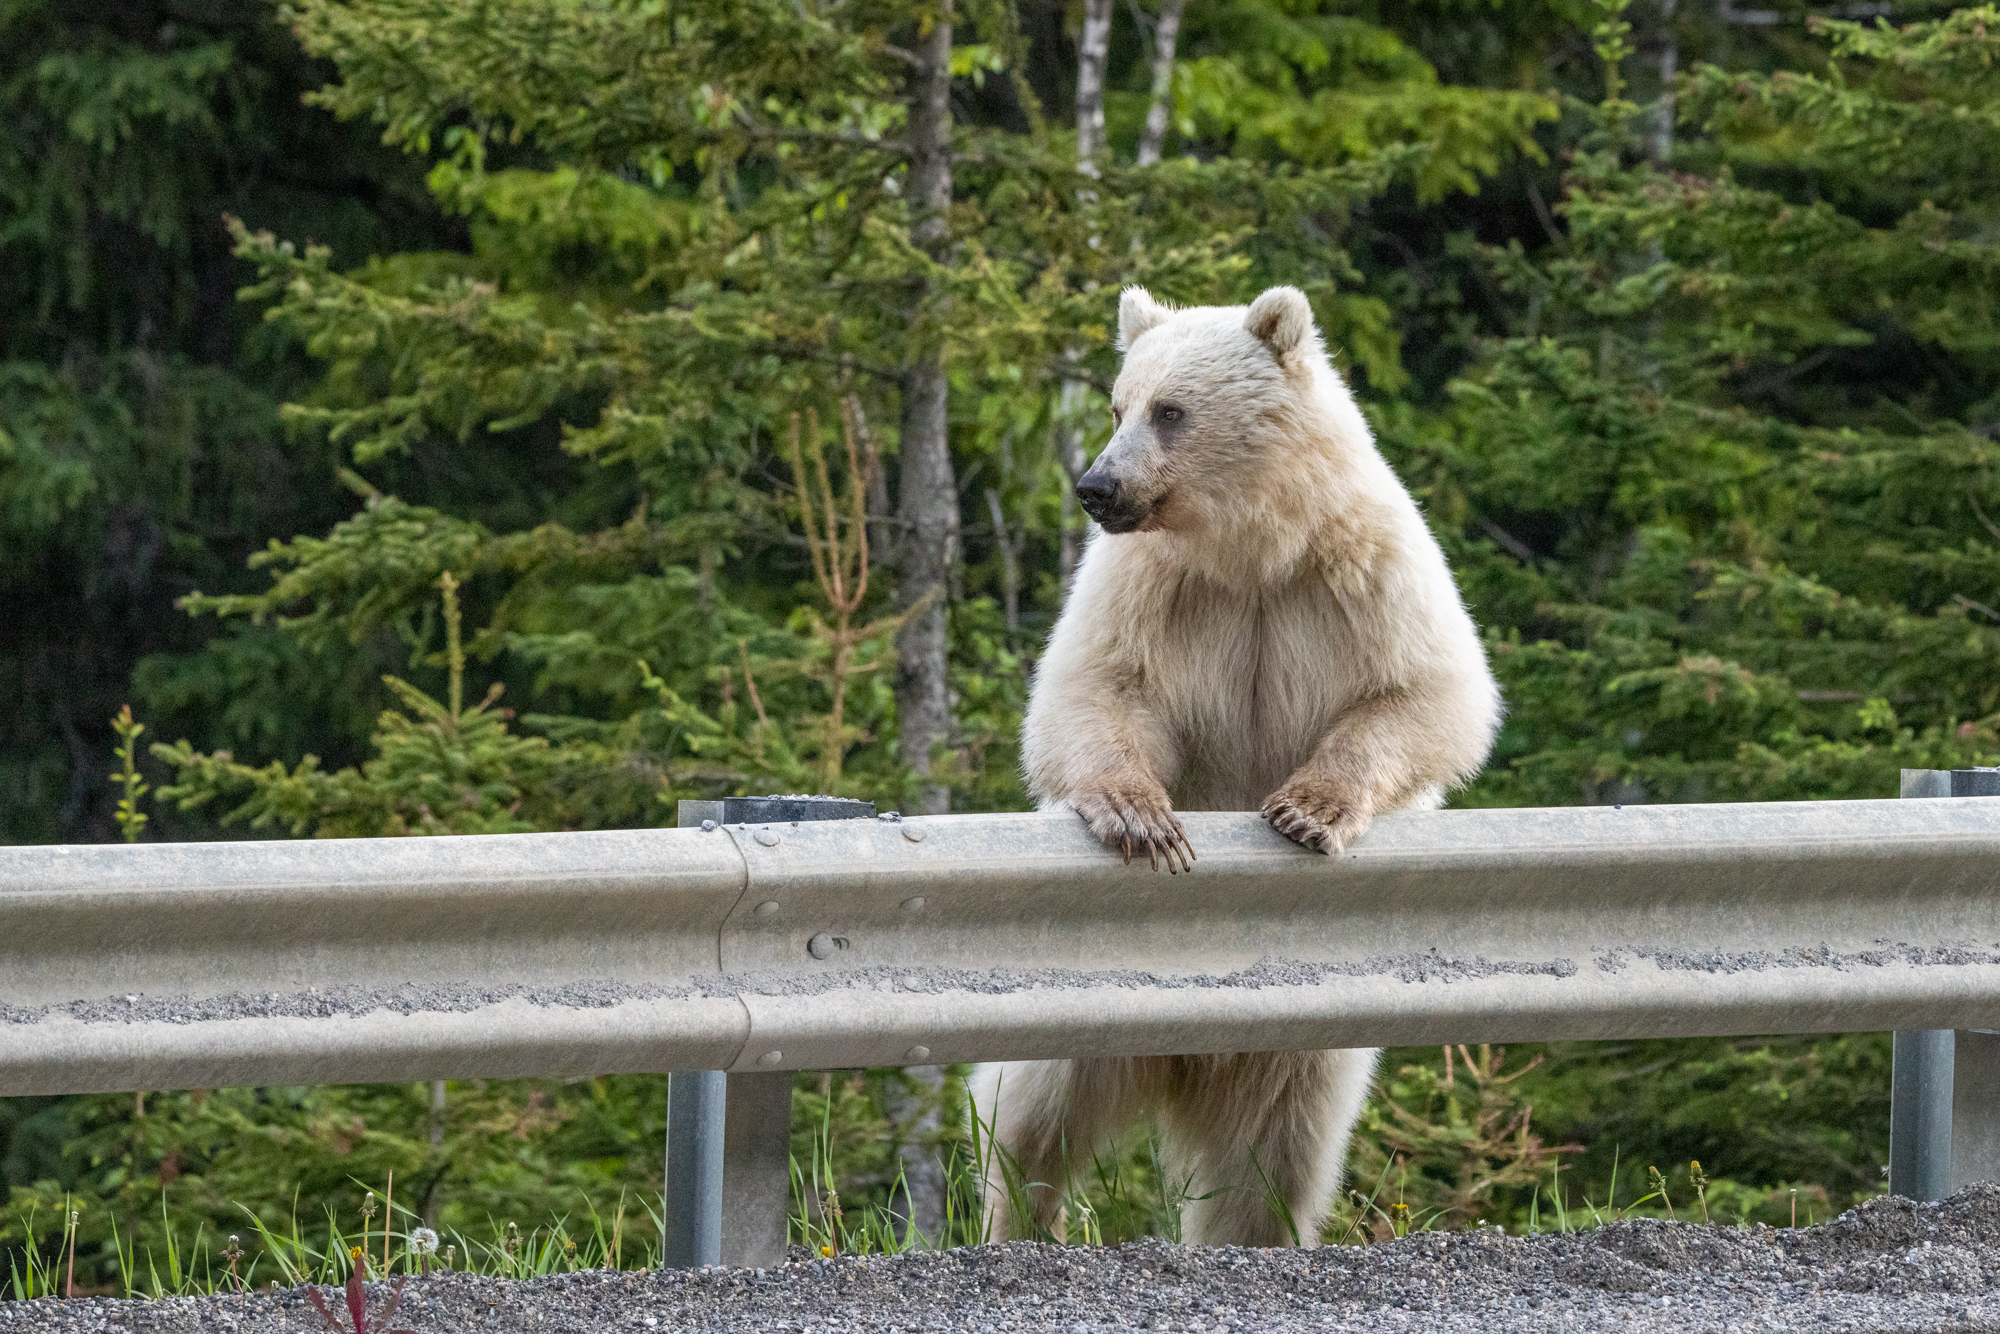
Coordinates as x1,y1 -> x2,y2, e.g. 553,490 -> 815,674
1261,780 -> 1372,855
1072,785 -> 1196,873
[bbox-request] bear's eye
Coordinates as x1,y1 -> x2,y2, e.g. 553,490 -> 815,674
1156,404 -> 1185,425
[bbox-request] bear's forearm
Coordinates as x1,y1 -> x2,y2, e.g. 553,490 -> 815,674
1021,691 -> 1177,810
1264,681 -> 1498,854
1023,668 -> 1195,871
1327,684 -> 1493,799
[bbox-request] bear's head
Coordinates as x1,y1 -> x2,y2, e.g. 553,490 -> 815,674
1077,284 -> 1332,535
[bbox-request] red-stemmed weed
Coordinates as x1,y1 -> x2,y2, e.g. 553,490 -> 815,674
302,1248 -> 414,1334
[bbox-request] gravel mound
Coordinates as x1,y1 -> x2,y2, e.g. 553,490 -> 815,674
7,1186 -> 2000,1332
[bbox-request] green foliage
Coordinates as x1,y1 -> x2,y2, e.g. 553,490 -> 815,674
1423,1 -> 2000,810
108,708 -> 147,844
0,1074 -> 677,1296
1335,1043 -> 1571,1238
1531,1032 -> 1890,1220
151,572 -> 617,836
1330,1034 -> 1888,1237
0,0 -> 449,843
1171,0 -> 1559,199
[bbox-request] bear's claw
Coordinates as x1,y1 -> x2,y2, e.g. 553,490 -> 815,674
1072,788 -> 1196,874
1261,784 -> 1372,855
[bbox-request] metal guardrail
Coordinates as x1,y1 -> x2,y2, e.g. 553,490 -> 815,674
9,797 -> 2000,1093
7,789 -> 2000,1258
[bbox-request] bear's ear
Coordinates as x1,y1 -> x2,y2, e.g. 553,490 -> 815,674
1118,286 -> 1172,351
1245,286 -> 1315,361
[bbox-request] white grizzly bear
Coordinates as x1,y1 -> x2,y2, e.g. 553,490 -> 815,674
972,285 -> 1501,1247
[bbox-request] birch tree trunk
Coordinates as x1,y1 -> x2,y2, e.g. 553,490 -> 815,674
1056,0 -> 1115,590
896,4 -> 958,813
1076,0 -> 1113,166
1137,0 -> 1187,166
1648,0 -> 1677,165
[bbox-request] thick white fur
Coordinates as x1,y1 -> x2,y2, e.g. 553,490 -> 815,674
974,285 -> 1501,1247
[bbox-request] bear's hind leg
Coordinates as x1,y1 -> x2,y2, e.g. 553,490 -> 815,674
1160,1048 -> 1377,1246
968,1056 -> 1159,1241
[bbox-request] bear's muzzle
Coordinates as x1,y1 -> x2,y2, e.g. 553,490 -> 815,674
1076,468 -> 1150,533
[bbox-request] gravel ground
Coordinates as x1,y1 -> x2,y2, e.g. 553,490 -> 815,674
7,1187 -> 2000,1333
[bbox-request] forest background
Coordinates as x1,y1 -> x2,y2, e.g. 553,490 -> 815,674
9,0 -> 2000,1290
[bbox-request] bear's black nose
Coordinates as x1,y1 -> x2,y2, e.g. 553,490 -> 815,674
1075,471 -> 1120,521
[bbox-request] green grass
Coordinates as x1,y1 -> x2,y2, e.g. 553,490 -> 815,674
8,1182 -> 665,1300
6,1200 -> 75,1300
3,1147 -> 1825,1302
6,1143 -> 1802,1302
3,1062 -> 1862,1299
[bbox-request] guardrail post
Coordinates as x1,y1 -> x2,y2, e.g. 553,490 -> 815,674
665,795 -> 875,1269
1952,1030 -> 2000,1192
663,1064 -> 725,1266
722,1070 -> 793,1268
1890,1027 -> 1953,1200
1894,768 -> 2000,1200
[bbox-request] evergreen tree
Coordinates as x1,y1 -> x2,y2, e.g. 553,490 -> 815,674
152,0 -> 1549,828
0,0 -> 452,845
1433,1 -> 2000,810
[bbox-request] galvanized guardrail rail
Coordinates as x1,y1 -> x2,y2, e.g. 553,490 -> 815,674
5,780 -> 2000,1263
